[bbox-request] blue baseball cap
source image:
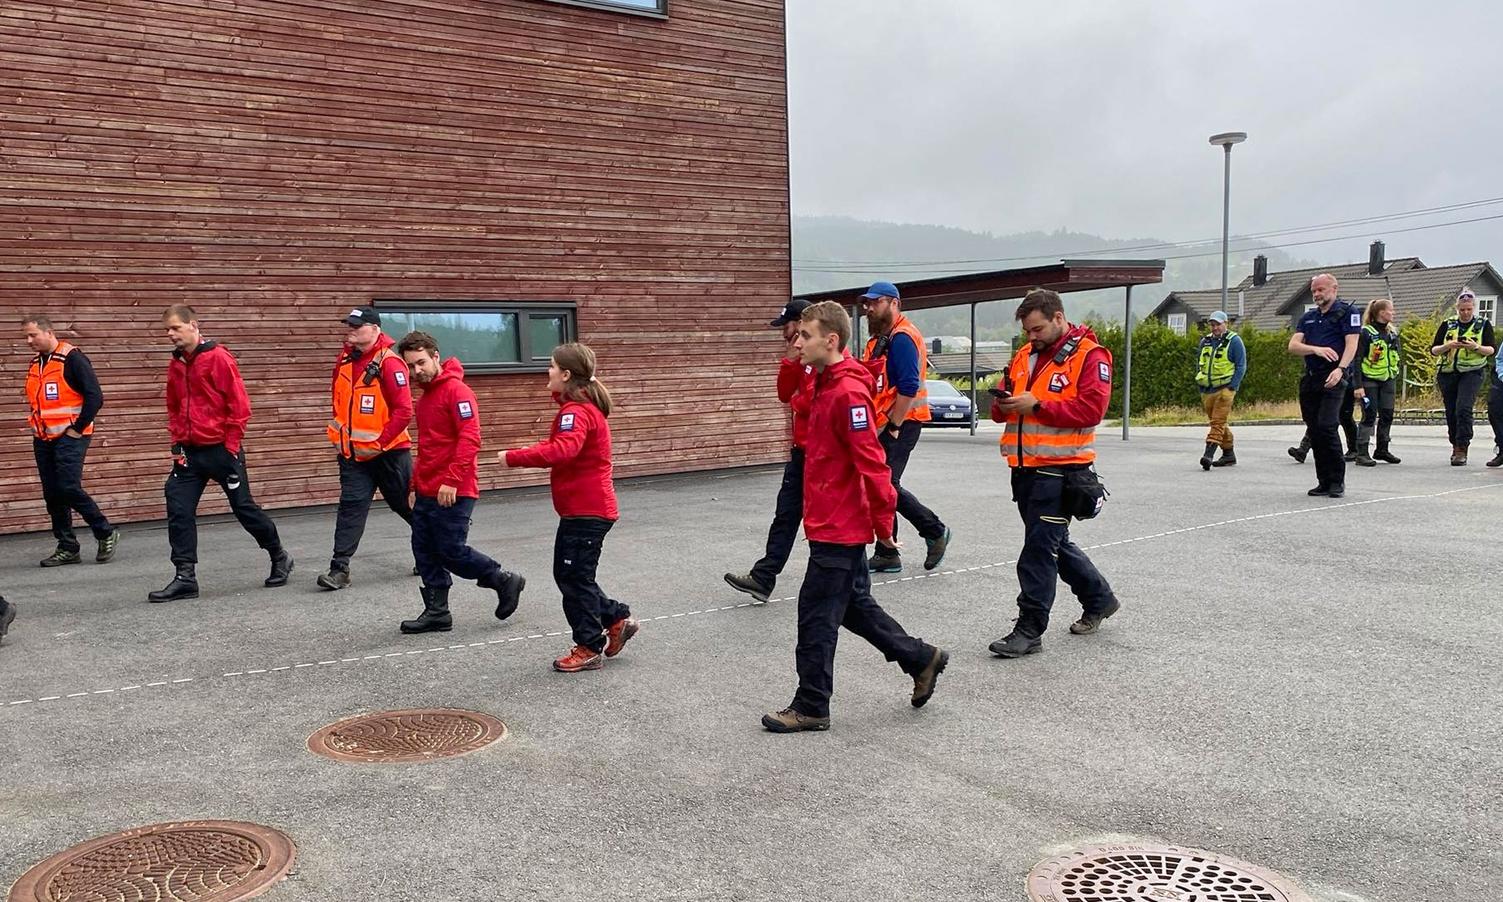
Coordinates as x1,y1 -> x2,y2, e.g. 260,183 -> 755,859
860,281 -> 900,300
1208,310 -> 1228,323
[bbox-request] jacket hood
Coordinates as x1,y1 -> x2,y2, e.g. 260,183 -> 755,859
433,356 -> 465,385
1067,323 -> 1097,344
825,354 -> 875,392
173,339 -> 220,361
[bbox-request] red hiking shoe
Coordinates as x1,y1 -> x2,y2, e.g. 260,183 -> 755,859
553,645 -> 604,673
604,617 -> 640,658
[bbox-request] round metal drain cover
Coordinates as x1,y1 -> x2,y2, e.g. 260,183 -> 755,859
1027,843 -> 1313,902
9,820 -> 295,902
306,707 -> 507,764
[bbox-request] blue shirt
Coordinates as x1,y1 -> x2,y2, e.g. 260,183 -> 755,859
885,331 -> 922,397
1225,333 -> 1247,391
1295,299 -> 1361,375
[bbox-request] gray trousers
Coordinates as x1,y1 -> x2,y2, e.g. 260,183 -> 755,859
1358,378 -> 1396,451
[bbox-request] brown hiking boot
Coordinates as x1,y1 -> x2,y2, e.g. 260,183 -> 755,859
1071,598 -> 1122,635
761,707 -> 830,733
911,646 -> 949,708
1451,445 -> 1468,466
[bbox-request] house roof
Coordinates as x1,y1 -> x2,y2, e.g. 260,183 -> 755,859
1276,262 -> 1502,323
930,350 -> 1012,376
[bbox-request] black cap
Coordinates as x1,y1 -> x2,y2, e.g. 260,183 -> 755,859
343,306 -> 381,327
769,299 -> 812,327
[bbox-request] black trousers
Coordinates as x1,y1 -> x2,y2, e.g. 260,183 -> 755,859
330,450 -> 414,571
165,444 -> 281,566
878,420 -> 945,543
791,541 -> 929,718
33,435 -> 112,553
1299,373 -> 1348,489
1437,369 -> 1484,448
750,447 -> 804,592
1011,467 -> 1115,633
411,495 -> 502,591
555,517 -> 630,652
1488,372 -> 1503,451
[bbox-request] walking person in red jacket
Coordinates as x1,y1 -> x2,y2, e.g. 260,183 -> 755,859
761,301 -> 949,733
395,331 -> 525,634
150,305 -> 292,602
499,342 -> 638,673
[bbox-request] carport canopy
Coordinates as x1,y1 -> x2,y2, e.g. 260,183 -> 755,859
793,259 -> 1166,439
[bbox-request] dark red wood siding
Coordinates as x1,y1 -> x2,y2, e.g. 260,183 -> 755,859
0,0 -> 790,533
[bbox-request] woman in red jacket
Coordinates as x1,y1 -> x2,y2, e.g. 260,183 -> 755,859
499,343 -> 638,673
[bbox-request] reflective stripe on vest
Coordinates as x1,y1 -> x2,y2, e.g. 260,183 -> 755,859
862,313 -> 930,427
1000,334 -> 1105,467
1195,333 -> 1237,389
1360,324 -> 1400,382
25,341 -> 93,439
327,347 -> 410,460
1440,318 -> 1489,372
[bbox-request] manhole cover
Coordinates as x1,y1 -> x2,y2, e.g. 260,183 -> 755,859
9,820 -> 295,902
1027,843 -> 1314,902
306,707 -> 507,764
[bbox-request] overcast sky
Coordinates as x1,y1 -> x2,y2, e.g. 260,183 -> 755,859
786,0 -> 1503,270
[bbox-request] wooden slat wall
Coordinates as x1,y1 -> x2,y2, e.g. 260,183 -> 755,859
0,0 -> 791,534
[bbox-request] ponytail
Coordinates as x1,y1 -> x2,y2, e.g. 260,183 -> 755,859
552,342 -> 612,417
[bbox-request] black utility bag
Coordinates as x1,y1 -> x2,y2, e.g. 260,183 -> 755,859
1061,465 -> 1109,520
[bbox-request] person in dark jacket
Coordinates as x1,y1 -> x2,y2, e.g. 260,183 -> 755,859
396,331 -> 525,635
501,342 -> 638,673
149,305 -> 291,603
23,315 -> 120,567
760,301 -> 949,734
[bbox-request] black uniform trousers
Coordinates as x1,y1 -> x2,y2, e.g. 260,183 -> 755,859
878,420 -> 946,543
555,517 -> 630,652
1011,466 -> 1116,633
791,541 -> 930,719
165,444 -> 281,566
33,435 -> 112,553
330,450 -> 414,572
1437,368 -> 1484,448
749,447 -> 804,592
1299,373 -> 1348,489
411,495 -> 503,591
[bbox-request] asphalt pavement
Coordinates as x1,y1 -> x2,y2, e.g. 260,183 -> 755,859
1,422 -> 1497,901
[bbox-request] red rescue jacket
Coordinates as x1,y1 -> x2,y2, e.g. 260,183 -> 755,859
166,340 -> 251,453
801,355 -> 896,545
505,394 -> 618,521
412,357 -> 482,498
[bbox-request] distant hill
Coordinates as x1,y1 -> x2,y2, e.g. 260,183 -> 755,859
792,215 -> 1314,340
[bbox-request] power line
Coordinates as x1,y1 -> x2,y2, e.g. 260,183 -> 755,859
791,196 -> 1503,270
794,212 -> 1503,277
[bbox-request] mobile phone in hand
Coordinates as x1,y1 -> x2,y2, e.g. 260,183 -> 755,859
988,387 -> 1012,399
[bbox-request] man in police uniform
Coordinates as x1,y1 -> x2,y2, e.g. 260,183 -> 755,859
988,289 -> 1120,659
23,315 -> 120,567
1194,310 -> 1246,470
319,307 -> 416,589
1288,274 -> 1361,498
858,281 -> 951,574
724,298 -> 812,603
1430,288 -> 1494,466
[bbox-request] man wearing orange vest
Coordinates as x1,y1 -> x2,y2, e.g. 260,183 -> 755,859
859,281 -> 951,574
319,307 -> 416,590
23,315 -> 119,567
988,289 -> 1120,659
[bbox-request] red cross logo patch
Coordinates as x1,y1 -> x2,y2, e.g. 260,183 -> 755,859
1048,372 -> 1070,393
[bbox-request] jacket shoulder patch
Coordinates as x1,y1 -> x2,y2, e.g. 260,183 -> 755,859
849,404 -> 870,430
394,369 -> 407,386
1098,361 -> 1111,383
457,400 -> 474,419
559,412 -> 576,432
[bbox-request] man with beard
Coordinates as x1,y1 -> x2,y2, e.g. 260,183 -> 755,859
857,281 -> 951,574
988,289 -> 1120,659
1289,274 -> 1361,496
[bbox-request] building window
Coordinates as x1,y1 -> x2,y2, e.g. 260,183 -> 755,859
1167,313 -> 1186,335
376,301 -> 577,374
537,0 -> 667,17
1477,296 -> 1497,321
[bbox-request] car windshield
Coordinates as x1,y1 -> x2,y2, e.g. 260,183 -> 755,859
926,380 -> 964,399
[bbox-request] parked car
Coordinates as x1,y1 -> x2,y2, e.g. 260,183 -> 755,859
923,379 -> 974,427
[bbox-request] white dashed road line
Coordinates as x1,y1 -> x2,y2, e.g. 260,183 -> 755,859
4,482 -> 1496,709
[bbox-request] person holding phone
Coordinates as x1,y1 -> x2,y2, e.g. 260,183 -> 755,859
1430,288 -> 1494,466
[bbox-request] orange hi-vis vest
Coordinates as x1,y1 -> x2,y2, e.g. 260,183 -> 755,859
328,347 -> 409,461
1001,333 -> 1106,467
26,341 -> 93,440
862,313 -> 931,428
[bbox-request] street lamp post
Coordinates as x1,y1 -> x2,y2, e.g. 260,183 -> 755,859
1208,132 -> 1247,315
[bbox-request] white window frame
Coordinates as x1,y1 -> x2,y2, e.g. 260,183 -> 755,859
1167,313 -> 1187,336
1476,295 -> 1497,321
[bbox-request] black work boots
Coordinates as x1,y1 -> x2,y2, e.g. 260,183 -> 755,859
1200,442 -> 1217,470
265,549 -> 294,587
481,569 -> 526,621
148,565 -> 200,603
401,586 -> 453,634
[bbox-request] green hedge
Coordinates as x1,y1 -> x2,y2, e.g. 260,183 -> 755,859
1087,319 -> 1305,418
